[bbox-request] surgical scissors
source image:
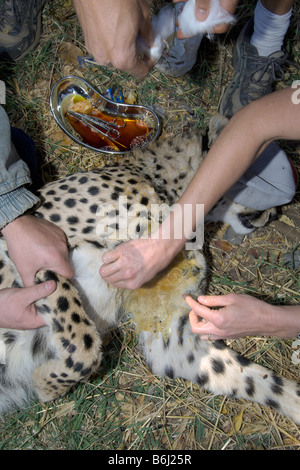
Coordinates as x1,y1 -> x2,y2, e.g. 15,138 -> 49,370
67,110 -> 126,141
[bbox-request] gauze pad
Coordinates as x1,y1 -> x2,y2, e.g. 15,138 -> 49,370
178,0 -> 235,37
148,4 -> 176,60
145,0 -> 235,61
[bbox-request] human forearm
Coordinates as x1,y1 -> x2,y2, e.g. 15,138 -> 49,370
99,87 -> 300,289
156,87 -> 300,255
270,304 -> 300,339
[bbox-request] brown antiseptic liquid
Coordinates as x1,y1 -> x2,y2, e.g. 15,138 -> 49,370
67,108 -> 152,152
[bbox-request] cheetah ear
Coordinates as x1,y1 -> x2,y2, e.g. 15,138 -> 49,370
207,114 -> 229,147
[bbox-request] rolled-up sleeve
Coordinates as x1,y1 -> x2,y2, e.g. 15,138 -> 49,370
0,105 -> 39,229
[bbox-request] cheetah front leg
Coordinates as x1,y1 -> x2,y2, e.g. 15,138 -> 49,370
32,271 -> 102,402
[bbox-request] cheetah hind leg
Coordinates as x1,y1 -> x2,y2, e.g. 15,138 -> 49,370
140,316 -> 300,424
32,271 -> 102,402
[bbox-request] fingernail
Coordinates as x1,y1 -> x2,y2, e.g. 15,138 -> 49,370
197,8 -> 208,21
45,280 -> 56,291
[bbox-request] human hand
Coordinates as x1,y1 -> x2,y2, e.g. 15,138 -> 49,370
1,214 -> 74,288
100,237 -> 173,290
185,293 -> 276,340
173,0 -> 238,36
0,280 -> 56,329
73,0 -> 154,78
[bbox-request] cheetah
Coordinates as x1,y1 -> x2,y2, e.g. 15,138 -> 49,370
0,127 -> 299,425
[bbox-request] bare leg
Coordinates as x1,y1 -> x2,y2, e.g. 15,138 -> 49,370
261,0 -> 293,15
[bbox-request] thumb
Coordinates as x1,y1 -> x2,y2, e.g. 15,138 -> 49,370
54,261 -> 75,281
197,295 -> 231,308
26,280 -> 57,304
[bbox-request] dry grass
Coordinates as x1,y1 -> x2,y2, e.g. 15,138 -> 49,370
0,0 -> 299,451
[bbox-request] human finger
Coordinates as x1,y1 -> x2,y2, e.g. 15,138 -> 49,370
26,280 -> 57,304
184,294 -> 217,321
21,281 -> 57,329
188,310 -> 219,340
49,257 -> 74,282
101,245 -> 123,265
21,256 -> 74,289
195,0 -> 211,21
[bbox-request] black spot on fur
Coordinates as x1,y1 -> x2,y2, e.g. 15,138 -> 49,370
245,376 -> 255,397
64,198 -> 76,208
82,226 -> 93,234
187,352 -> 195,363
57,296 -> 70,312
78,176 -> 88,184
43,271 -> 59,283
211,358 -> 225,374
50,213 -> 61,223
85,240 -> 104,249
140,196 -> 149,206
165,366 -> 174,379
89,204 -> 98,214
53,318 -> 64,333
238,210 -> 263,230
61,338 -> 70,349
74,362 -> 83,372
81,367 -> 92,377
177,315 -> 189,346
73,297 -> 82,307
71,312 -> 81,323
195,372 -> 209,387
31,331 -> 46,356
65,356 -> 74,368
88,186 -> 100,195
43,202 -> 53,210
271,375 -> 284,395
83,334 -> 94,350
236,355 -> 251,367
212,340 -> 227,350
67,216 -> 79,225
101,174 -> 111,181
265,398 -> 280,410
36,303 -> 51,314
